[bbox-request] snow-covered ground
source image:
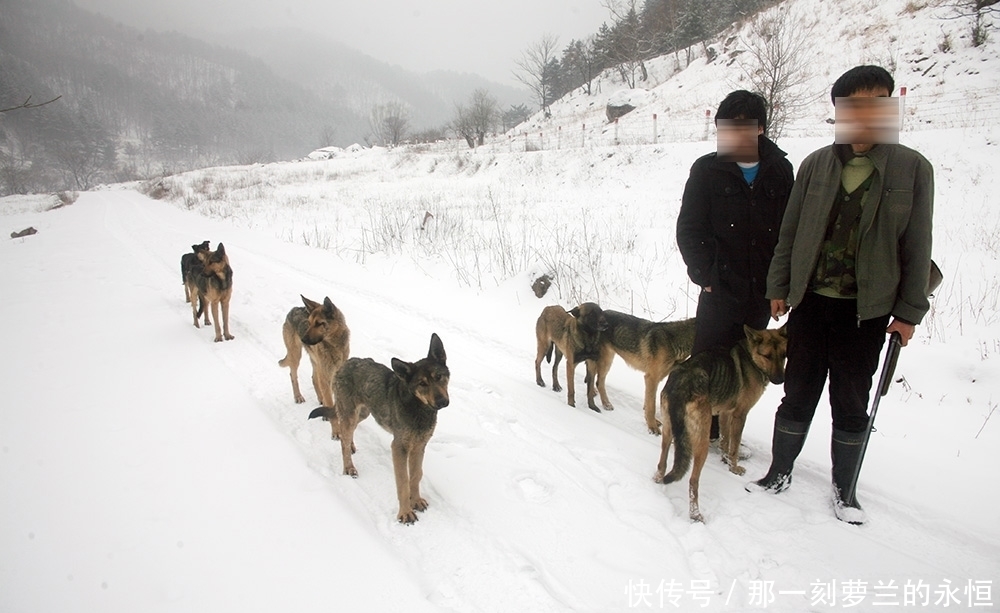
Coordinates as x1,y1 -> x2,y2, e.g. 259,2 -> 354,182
3,0 -> 999,610
3,120 -> 998,612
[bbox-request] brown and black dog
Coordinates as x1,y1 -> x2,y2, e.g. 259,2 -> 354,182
592,312 -> 696,434
534,302 -> 608,411
184,242 -> 234,342
310,333 -> 450,524
654,325 -> 788,522
180,240 -> 210,303
278,295 -> 350,406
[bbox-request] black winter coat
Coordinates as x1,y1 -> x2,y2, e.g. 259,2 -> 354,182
676,135 -> 794,299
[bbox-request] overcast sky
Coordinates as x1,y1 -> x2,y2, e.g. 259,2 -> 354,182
71,0 -> 612,86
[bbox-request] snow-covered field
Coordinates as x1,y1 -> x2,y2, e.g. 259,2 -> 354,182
3,0 -> 1000,610
3,120 -> 998,612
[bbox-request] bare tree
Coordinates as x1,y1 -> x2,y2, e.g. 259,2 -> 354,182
368,101 -> 410,147
452,89 -> 500,148
736,6 -> 818,140
513,34 -> 561,118
317,125 -> 337,148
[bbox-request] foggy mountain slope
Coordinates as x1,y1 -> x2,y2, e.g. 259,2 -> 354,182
212,28 -> 531,130
1,0 -> 525,194
0,0 -> 366,181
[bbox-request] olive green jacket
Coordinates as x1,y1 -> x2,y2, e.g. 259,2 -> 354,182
766,143 -> 934,324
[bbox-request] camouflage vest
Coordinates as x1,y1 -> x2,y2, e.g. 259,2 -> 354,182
812,172 -> 876,297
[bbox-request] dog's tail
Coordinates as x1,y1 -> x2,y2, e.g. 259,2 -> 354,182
308,406 -> 334,420
658,369 -> 707,484
196,293 -> 205,318
545,341 -> 554,363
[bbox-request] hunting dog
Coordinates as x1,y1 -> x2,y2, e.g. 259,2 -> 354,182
534,303 -> 608,411
654,325 -> 788,522
592,312 -> 696,434
278,295 -> 350,406
309,333 -> 450,524
184,242 -> 234,342
180,240 -> 210,303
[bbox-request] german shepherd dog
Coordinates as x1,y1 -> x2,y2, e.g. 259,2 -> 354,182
592,312 -> 696,434
184,242 -> 234,342
278,295 -> 350,406
180,240 -> 210,303
534,303 -> 608,411
309,334 -> 450,524
654,325 -> 787,522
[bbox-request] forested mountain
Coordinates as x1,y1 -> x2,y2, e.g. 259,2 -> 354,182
0,0 -> 781,194
0,0 -> 526,194
0,0 -> 378,192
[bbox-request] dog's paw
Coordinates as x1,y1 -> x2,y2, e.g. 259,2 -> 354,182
588,402 -> 601,413
412,497 -> 429,512
294,394 -> 305,404
690,512 -> 705,523
652,470 -> 665,483
728,464 -> 746,476
552,384 -> 562,393
603,403 -> 615,411
224,334 -> 235,341
397,509 -> 419,524
536,379 -> 546,388
647,424 -> 662,435
344,467 -> 358,478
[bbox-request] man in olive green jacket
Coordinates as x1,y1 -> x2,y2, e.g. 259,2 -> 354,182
748,66 -> 934,525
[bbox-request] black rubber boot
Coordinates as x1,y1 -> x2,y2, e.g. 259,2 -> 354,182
831,428 -> 868,525
745,416 -> 810,493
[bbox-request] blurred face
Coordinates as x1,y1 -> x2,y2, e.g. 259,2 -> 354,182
834,88 -> 899,154
716,118 -> 763,163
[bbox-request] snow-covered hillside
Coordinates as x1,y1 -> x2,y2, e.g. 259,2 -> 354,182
511,0 -> 1000,148
2,0 -> 999,611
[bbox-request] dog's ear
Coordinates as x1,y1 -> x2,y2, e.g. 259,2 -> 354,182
391,357 -> 413,380
301,294 -> 320,311
322,296 -> 337,318
428,333 -> 446,363
568,306 -> 581,318
215,243 -> 226,258
744,324 -> 763,343
190,243 -> 201,253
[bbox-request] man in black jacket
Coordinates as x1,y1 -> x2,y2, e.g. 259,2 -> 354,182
676,90 -> 794,444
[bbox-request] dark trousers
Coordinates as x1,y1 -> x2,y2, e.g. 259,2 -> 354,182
776,293 -> 890,433
692,288 -> 771,355
693,289 -> 770,440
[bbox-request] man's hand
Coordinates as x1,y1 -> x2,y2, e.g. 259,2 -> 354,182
886,318 -> 915,347
703,286 -> 712,293
770,299 -> 788,320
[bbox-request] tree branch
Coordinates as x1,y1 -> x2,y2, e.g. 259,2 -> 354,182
0,95 -> 62,114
